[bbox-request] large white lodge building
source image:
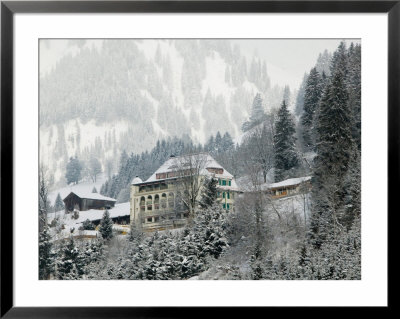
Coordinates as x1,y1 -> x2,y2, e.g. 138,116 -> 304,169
130,153 -> 239,232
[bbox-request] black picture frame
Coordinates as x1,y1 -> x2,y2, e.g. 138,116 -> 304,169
1,1 -> 395,317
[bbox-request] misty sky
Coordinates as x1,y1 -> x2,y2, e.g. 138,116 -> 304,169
40,38 -> 360,90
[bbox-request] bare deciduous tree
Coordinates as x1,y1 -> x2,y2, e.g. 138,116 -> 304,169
39,164 -> 50,232
173,153 -> 208,223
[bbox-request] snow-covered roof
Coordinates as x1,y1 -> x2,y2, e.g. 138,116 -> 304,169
48,202 -> 130,226
64,190 -> 116,202
131,176 -> 143,185
144,153 -> 236,184
266,176 -> 312,189
236,174 -> 311,192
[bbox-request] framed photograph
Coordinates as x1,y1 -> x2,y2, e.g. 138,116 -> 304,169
1,0 -> 395,316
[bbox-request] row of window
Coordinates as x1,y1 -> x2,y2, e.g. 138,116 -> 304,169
218,179 -> 232,186
217,191 -> 234,199
144,213 -> 189,223
139,183 -> 169,193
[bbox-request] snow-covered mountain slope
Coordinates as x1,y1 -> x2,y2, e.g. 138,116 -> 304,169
40,40 -> 289,185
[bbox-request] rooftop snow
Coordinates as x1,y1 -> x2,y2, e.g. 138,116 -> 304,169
267,176 -> 312,189
48,202 -> 130,227
131,176 -> 143,185
237,174 -> 311,192
143,153 -> 236,183
64,190 -> 116,202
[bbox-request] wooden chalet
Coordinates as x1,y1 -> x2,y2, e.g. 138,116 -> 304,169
63,191 -> 117,213
266,176 -> 312,199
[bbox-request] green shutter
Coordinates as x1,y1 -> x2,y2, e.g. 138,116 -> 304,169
229,180 -> 231,186
223,203 -> 226,209
223,192 -> 225,198
227,192 -> 230,199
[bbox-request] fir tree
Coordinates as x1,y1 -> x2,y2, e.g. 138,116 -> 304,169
295,73 -> 308,116
242,93 -> 265,132
53,193 -> 64,212
99,210 -> 114,240
300,67 -> 323,150
310,64 -> 353,248
222,132 -> 234,152
274,100 -> 299,182
92,186 -> 97,193
215,132 -> 223,154
39,226 -> 54,279
347,43 -> 361,149
129,222 -> 143,242
65,156 -> 82,185
199,177 -> 218,209
57,238 -> 83,279
249,93 -> 265,125
81,219 -> 95,230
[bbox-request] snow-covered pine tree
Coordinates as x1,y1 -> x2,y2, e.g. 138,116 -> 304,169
199,177 -> 218,209
249,93 -> 265,127
81,218 -> 95,230
92,186 -> 97,193
340,144 -> 361,230
330,41 -> 349,78
39,226 -> 54,279
214,131 -> 223,155
53,192 -> 64,212
128,221 -> 143,242
65,156 -> 83,185
283,85 -> 291,105
309,61 -> 353,248
242,93 -> 266,132
99,210 -> 114,240
347,43 -> 361,149
274,100 -> 299,182
222,132 -> 234,152
57,238 -> 82,279
316,49 -> 332,76
295,73 -> 308,116
300,67 -> 323,151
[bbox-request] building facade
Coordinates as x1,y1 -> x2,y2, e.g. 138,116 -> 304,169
130,153 -> 238,232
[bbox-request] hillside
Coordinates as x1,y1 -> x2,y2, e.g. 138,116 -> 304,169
40,39 -> 288,185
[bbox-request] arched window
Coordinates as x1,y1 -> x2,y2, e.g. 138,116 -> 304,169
154,194 -> 160,210
161,193 -> 167,208
140,196 -> 145,212
147,195 -> 153,211
168,192 -> 175,208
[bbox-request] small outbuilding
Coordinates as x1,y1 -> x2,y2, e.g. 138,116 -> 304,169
63,191 -> 117,212
266,176 -> 312,199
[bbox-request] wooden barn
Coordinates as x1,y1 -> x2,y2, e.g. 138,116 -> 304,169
63,191 -> 117,213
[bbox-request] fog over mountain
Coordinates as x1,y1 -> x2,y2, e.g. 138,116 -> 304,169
39,39 -> 347,185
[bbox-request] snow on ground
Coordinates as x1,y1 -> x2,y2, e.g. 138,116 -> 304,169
48,173 -> 108,206
235,169 -> 275,192
40,120 -> 129,182
271,192 -> 311,221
